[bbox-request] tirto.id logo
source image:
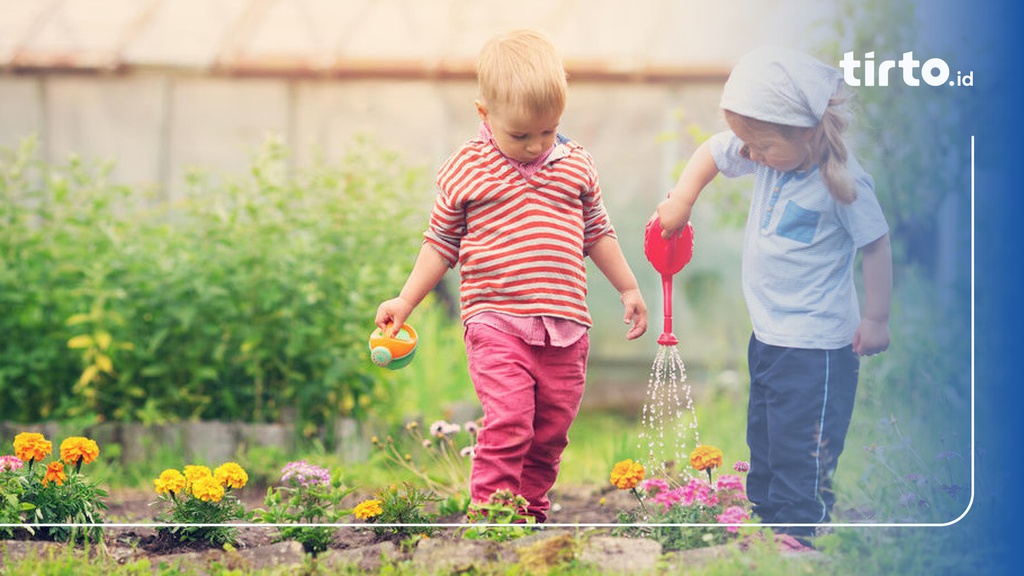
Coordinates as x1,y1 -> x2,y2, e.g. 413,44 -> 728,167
839,51 -> 973,87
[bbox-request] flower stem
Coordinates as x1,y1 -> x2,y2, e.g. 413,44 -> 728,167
631,487 -> 650,517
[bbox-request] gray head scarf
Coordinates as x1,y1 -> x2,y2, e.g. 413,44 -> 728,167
720,46 -> 843,127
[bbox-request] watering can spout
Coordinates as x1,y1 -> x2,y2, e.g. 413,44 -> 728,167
644,214 -> 694,347
657,331 -> 678,346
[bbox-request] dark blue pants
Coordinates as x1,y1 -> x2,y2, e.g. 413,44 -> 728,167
746,334 -> 860,539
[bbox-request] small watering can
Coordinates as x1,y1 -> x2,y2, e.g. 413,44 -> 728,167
369,323 -> 418,369
644,214 -> 694,346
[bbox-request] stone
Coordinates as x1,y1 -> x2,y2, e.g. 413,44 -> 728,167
319,541 -> 401,572
579,535 -> 663,574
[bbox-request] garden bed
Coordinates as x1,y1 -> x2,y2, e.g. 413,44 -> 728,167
4,486 -> 671,574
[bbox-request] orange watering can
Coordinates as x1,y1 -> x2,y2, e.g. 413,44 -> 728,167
369,323 -> 418,369
644,214 -> 694,346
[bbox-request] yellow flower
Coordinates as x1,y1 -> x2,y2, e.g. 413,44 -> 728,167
60,436 -> 100,466
191,475 -> 226,502
689,445 -> 724,472
353,499 -> 383,520
13,432 -> 52,463
43,461 -> 66,487
183,464 -> 212,485
154,469 -> 187,495
610,459 -> 645,490
214,462 -> 249,490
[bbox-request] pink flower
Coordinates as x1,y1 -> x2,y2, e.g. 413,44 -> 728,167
0,455 -> 24,472
280,460 -> 331,488
716,505 -> 750,532
639,478 -> 671,496
733,461 -> 750,473
650,487 -> 685,512
681,478 -> 715,506
716,474 -> 746,496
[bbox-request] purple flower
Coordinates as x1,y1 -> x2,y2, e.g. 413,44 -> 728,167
733,461 -> 750,473
280,460 -> 331,488
905,473 -> 928,486
899,491 -> 918,507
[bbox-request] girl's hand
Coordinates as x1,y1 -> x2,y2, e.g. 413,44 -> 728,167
853,318 -> 890,357
656,197 -> 692,239
620,288 -> 648,340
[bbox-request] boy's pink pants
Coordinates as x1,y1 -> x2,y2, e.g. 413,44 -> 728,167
463,323 -> 589,522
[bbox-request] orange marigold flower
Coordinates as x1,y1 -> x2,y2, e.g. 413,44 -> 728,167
183,465 -> 212,485
353,499 -> 383,520
610,459 -> 645,490
191,475 -> 225,502
214,462 -> 248,490
154,469 -> 187,495
13,432 -> 52,463
60,436 -> 100,466
689,445 -> 724,472
43,461 -> 66,487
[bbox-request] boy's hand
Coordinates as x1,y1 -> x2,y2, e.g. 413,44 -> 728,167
375,297 -> 414,338
620,288 -> 648,340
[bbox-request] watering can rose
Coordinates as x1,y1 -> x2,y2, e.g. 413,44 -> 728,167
610,459 -> 646,490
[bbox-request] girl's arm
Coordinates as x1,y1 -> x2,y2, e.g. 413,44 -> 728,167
375,244 -> 450,337
657,140 -> 720,237
853,233 -> 893,356
588,235 -> 648,340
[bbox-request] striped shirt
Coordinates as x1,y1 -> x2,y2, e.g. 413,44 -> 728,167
424,128 -> 616,327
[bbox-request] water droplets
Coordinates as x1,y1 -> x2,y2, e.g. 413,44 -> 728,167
638,345 -> 700,475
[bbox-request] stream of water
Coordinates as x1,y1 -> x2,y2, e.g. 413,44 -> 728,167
638,344 -> 700,476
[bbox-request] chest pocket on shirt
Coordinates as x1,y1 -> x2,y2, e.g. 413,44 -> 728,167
776,201 -> 820,244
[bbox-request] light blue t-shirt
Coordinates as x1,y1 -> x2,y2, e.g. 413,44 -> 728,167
709,130 -> 889,349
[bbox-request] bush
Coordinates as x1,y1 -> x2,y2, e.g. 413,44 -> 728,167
1,432 -> 107,543
0,136 -> 432,433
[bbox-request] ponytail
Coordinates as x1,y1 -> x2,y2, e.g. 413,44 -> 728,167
813,91 -> 857,204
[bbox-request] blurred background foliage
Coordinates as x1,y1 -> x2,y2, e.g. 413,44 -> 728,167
0,135 -> 461,433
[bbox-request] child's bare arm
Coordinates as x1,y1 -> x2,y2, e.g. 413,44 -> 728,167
657,141 -> 720,237
853,234 -> 892,356
375,245 -> 449,337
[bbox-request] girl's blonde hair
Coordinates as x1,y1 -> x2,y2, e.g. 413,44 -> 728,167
727,88 -> 857,204
477,30 -> 567,117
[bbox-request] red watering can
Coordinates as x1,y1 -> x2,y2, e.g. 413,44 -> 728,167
644,214 -> 694,346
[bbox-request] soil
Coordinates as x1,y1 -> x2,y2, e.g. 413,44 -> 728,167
84,484 -> 632,560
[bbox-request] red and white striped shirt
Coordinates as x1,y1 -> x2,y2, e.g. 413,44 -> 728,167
424,131 -> 616,327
